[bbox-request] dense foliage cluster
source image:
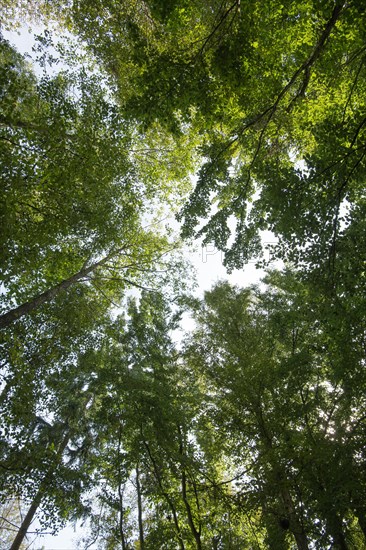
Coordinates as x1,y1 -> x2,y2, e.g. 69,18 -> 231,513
0,1 -> 365,549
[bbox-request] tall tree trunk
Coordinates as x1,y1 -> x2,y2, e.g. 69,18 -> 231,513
181,468 -> 202,550
136,464 -> 144,550
142,438 -> 185,550
10,431 -> 70,550
117,480 -> 128,550
0,249 -> 119,329
178,426 -> 202,550
279,485 -> 309,550
10,493 -> 42,550
117,425 -> 128,550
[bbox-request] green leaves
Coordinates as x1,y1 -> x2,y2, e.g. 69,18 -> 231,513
1,3 -> 366,548
184,273 -> 366,548
60,0 -> 366,276
0,32 -> 194,546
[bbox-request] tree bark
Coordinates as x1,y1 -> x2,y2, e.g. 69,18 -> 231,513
181,468 -> 202,550
279,485 -> 309,550
9,493 -> 42,550
117,425 -> 128,550
0,249 -> 119,329
117,480 -> 128,550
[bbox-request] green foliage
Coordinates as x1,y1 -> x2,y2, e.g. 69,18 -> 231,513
0,32 -> 193,546
185,274 -> 366,548
1,3 -> 366,549
57,0 -> 366,275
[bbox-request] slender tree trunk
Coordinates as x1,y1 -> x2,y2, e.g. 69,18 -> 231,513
142,438 -> 185,550
117,425 -> 127,550
136,464 -> 144,550
10,493 -> 42,550
0,250 -> 119,329
178,426 -> 202,550
117,480 -> 127,550
181,468 -> 202,550
10,431 -> 70,550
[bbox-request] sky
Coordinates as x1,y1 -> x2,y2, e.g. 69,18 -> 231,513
2,24 -> 277,550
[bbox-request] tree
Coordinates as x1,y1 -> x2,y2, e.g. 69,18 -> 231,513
77,291 -> 251,549
1,36 -> 163,322
186,275 -> 366,549
0,33 -> 194,545
2,4 -> 366,548
1,343 -> 107,549
54,0 -> 366,275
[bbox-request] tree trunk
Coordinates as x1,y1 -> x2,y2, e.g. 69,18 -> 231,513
279,485 -> 309,550
136,464 -> 144,550
10,431 -> 70,550
178,426 -> 202,550
181,468 -> 202,550
117,482 -> 128,550
0,249 -> 119,329
142,438 -> 185,550
10,493 -> 42,550
117,425 -> 128,550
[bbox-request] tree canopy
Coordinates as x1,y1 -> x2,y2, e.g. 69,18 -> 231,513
54,0 -> 366,273
1,2 -> 365,549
